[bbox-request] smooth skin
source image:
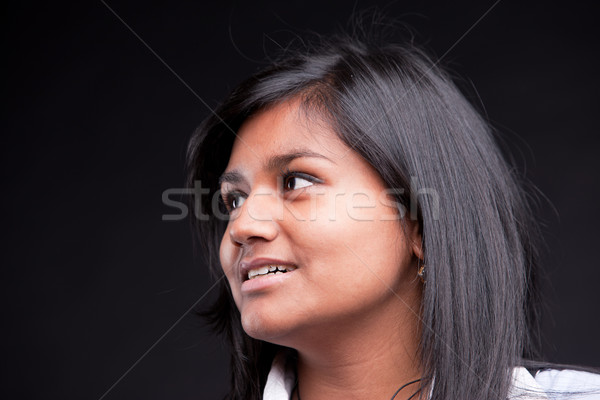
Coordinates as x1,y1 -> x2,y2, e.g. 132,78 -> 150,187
219,99 -> 425,400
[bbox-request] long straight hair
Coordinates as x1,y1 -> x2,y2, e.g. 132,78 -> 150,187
186,31 -> 541,400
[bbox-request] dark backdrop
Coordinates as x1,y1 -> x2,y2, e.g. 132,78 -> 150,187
2,1 -> 599,399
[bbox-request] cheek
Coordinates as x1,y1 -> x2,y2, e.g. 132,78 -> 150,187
285,193 -> 407,292
219,232 -> 233,273
295,189 -> 403,253
219,229 -> 243,304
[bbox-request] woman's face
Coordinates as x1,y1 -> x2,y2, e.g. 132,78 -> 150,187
218,99 -> 422,345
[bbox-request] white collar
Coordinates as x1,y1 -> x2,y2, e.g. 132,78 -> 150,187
262,352 -> 548,400
263,351 -> 297,400
509,366 -> 549,400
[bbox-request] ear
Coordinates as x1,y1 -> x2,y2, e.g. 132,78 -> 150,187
407,220 -> 424,261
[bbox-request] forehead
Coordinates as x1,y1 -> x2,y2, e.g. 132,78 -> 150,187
226,100 -> 344,168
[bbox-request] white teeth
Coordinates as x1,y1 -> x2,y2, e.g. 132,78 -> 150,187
247,265 -> 296,280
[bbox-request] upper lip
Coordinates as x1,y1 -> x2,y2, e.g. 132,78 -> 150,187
239,257 -> 297,281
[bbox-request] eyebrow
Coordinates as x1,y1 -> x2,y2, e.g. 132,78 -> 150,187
218,149 -> 335,186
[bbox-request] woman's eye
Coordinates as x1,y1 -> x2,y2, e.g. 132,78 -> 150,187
231,195 -> 245,209
222,192 -> 246,212
284,175 -> 314,190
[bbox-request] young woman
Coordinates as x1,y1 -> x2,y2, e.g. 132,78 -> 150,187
186,31 -> 600,400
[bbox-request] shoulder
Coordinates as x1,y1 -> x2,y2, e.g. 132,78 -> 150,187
511,367 -> 600,400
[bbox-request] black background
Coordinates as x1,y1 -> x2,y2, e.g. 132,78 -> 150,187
2,1 -> 599,399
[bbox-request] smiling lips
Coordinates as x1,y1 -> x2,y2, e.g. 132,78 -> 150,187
240,258 -> 298,283
247,265 -> 297,280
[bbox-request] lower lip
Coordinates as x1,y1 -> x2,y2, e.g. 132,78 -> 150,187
241,270 -> 295,293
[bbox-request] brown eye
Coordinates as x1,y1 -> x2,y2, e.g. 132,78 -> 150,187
221,191 -> 246,212
283,174 -> 314,191
231,195 -> 245,209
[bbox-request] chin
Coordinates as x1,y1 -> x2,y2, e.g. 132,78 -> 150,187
240,307 -> 296,343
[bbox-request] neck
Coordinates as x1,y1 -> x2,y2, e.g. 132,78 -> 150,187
291,293 -> 423,400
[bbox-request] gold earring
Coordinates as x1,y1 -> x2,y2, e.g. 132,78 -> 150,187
417,265 -> 426,283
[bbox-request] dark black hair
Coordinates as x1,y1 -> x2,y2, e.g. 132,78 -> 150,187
186,31 -> 543,400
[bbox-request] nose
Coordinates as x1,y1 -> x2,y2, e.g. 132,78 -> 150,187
228,188 -> 279,245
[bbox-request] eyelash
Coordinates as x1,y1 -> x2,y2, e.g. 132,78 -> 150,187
220,169 -> 321,213
281,167 -> 320,191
